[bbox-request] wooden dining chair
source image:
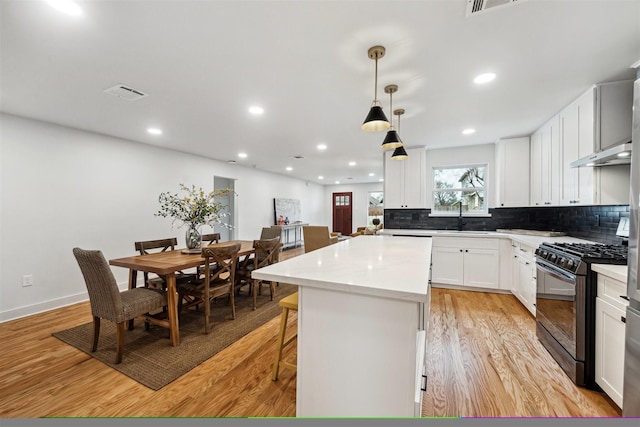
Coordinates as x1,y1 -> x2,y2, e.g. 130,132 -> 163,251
177,242 -> 241,334
260,227 -> 282,262
134,237 -> 195,289
72,248 -> 167,364
235,236 -> 280,303
201,233 -> 221,246
250,237 -> 281,309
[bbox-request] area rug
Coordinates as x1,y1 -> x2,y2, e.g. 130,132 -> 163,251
52,283 -> 297,390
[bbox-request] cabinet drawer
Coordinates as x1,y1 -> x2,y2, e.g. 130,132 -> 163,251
432,237 -> 499,250
597,274 -> 629,311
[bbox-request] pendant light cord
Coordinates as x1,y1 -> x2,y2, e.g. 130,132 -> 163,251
373,56 -> 379,102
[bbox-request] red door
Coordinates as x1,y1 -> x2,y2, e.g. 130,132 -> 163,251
332,192 -> 353,236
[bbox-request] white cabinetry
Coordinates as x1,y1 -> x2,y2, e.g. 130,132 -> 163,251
559,89 -> 595,205
431,237 -> 500,289
496,137 -> 530,207
384,147 -> 426,209
536,80 -> 632,207
530,115 -> 560,206
510,241 -> 537,315
594,269 -> 628,409
298,286 -> 428,416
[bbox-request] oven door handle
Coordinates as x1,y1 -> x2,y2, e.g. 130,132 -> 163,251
536,260 -> 577,282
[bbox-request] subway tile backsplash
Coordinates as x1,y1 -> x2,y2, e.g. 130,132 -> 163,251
384,205 -> 630,245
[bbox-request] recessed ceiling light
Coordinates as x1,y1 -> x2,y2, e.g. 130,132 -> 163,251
349,161 -> 356,166
317,144 -> 327,150
286,166 -> 293,171
248,106 -> 264,115
147,128 -> 162,135
379,178 -> 384,182
462,128 -> 476,135
335,181 -> 340,184
46,0 -> 82,16
369,173 -> 375,177
318,176 -> 324,180
586,162 -> 595,167
617,152 -> 631,157
238,152 -> 248,158
473,73 -> 496,84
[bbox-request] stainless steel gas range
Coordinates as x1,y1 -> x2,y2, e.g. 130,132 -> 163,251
534,242 -> 628,388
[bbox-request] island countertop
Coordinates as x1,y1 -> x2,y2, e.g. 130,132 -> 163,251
252,235 -> 431,303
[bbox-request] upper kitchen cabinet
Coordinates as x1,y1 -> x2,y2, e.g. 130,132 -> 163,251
496,137 -> 530,207
384,147 -> 426,209
559,89 -> 595,205
532,80 -> 632,207
530,114 -> 561,206
559,80 -> 633,205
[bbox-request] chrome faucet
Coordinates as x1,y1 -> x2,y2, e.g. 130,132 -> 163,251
457,201 -> 466,231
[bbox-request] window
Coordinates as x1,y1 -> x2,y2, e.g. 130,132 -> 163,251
367,191 -> 383,227
432,165 -> 487,215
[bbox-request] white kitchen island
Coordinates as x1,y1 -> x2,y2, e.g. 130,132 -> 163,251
252,235 -> 432,417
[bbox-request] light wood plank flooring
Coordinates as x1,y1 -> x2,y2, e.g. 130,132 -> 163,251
0,247 -> 620,417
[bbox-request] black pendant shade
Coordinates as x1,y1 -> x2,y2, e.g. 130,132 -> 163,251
362,104 -> 390,132
391,145 -> 408,160
381,129 -> 403,149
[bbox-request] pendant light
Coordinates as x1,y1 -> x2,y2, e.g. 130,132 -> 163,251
362,46 -> 390,132
381,84 -> 403,149
391,109 -> 409,160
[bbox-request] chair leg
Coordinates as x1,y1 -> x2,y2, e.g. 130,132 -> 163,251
230,284 -> 236,320
115,322 -> 125,364
252,279 -> 258,310
91,316 -> 100,352
272,306 -> 289,381
204,295 -> 211,335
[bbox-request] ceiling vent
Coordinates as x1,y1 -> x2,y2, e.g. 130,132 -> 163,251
466,0 -> 523,17
103,84 -> 148,101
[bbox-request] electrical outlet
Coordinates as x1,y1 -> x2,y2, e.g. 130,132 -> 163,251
22,275 -> 33,287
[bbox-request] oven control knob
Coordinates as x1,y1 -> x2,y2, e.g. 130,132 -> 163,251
566,259 -> 574,269
558,257 -> 566,266
550,254 -> 557,262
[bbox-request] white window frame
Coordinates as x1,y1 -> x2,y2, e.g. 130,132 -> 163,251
430,163 -> 489,216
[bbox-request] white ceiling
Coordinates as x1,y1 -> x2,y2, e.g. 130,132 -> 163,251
1,0 -> 639,185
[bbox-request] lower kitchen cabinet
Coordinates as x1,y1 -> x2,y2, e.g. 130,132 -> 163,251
431,237 -> 500,289
595,272 -> 628,409
510,241 -> 537,315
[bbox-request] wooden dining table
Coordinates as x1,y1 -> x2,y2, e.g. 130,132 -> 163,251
109,240 -> 255,346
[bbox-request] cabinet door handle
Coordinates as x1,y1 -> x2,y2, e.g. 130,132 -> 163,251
622,316 -> 626,323
465,249 -> 469,253
460,249 -> 463,252
421,374 -> 428,392
620,295 -> 630,301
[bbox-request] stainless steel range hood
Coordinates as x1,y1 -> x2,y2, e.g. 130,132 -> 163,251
570,142 -> 632,167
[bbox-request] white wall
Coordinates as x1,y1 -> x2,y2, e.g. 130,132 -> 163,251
425,143 -> 496,209
323,183 -> 384,234
0,113 -> 325,321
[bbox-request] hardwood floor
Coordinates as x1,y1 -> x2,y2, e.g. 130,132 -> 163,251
423,288 -> 620,417
0,246 -> 620,417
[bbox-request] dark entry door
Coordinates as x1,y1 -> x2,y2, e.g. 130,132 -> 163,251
332,192 -> 353,236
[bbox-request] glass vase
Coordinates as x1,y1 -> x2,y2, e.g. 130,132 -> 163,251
185,223 -> 202,250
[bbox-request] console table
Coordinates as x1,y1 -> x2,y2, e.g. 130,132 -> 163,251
271,223 -> 307,250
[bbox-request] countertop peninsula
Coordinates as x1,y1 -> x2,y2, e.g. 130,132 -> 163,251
252,234 -> 432,416
252,234 -> 431,303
